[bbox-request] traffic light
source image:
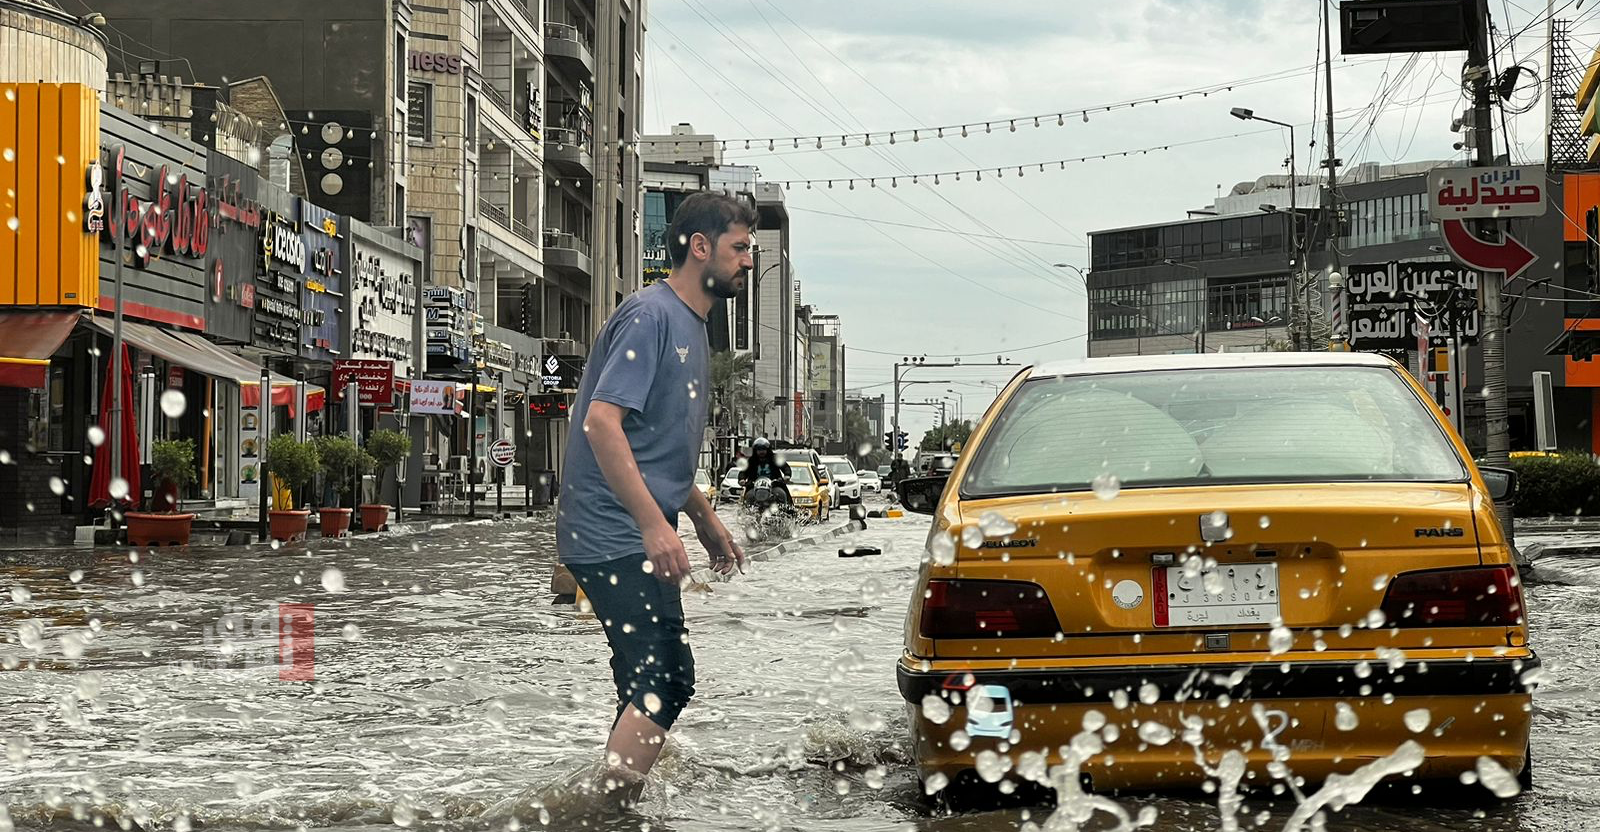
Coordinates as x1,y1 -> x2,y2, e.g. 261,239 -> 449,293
896,431 -> 909,450
884,431 -> 894,450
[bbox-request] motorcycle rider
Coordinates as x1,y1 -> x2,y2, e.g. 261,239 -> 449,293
739,438 -> 792,506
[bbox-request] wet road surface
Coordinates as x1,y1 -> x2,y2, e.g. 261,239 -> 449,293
0,507 -> 1597,832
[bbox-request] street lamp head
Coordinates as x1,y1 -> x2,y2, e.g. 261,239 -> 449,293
1230,107 -> 1254,121
1258,204 -> 1278,213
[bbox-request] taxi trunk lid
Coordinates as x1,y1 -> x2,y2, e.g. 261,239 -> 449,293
931,482 -> 1488,659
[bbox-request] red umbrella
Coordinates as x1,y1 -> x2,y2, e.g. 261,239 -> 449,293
88,343 -> 141,510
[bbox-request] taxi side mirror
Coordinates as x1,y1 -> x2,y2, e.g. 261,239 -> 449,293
896,476 -> 948,515
1479,466 -> 1517,502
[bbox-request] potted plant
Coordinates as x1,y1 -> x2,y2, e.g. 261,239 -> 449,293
125,438 -> 197,546
266,434 -> 320,542
313,434 -> 365,537
363,428 -> 412,532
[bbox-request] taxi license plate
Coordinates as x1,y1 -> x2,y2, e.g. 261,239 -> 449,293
1153,563 -> 1279,628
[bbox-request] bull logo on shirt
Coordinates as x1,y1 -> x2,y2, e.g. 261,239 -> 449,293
676,345 -> 689,364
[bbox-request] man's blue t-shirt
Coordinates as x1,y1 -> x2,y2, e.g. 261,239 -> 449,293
556,282 -> 710,564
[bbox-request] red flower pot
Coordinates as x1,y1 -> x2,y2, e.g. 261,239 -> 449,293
319,507 -> 352,538
124,512 -> 194,547
269,509 -> 311,542
359,504 -> 389,533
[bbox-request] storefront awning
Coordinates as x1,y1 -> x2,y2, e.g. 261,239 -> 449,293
0,310 -> 79,388
84,317 -> 325,413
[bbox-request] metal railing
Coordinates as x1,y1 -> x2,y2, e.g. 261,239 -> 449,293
543,229 -> 590,257
544,126 -> 589,150
545,22 -> 582,43
478,199 -> 510,228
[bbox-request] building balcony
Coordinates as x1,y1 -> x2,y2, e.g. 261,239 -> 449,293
544,126 -> 594,178
543,229 -> 592,279
544,22 -> 595,79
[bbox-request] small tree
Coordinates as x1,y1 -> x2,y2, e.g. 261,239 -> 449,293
314,434 -> 364,508
366,429 -> 412,504
149,438 -> 197,512
266,434 -> 320,511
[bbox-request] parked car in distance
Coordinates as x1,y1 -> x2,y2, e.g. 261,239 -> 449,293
779,449 -> 836,507
717,466 -> 742,505
858,469 -> 882,494
819,456 -> 862,504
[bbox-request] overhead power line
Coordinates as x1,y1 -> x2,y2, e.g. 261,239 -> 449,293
787,208 -> 1085,248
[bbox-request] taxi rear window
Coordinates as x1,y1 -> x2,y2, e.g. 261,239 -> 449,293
962,366 -> 1466,497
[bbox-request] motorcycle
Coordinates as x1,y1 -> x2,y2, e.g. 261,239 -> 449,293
738,476 -> 799,542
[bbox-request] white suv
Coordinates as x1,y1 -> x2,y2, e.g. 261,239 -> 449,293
818,456 -> 862,505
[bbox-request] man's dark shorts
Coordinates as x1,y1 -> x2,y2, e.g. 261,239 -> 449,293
567,553 -> 696,731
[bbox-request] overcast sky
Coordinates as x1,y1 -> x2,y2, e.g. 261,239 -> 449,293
643,0 -> 1592,443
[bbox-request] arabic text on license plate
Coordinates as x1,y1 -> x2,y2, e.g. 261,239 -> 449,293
1153,563 -> 1279,627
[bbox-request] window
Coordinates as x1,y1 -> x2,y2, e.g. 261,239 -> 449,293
465,94 -> 478,151
961,367 -> 1465,498
407,82 -> 433,142
395,34 -> 406,100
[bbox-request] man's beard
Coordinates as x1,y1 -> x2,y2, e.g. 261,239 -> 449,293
704,268 -> 744,300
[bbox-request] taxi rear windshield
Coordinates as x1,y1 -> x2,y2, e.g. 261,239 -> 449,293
962,366 -> 1467,497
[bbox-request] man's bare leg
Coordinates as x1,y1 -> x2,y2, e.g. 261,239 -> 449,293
607,704 -> 668,775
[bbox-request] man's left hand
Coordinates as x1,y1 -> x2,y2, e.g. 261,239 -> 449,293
696,516 -> 746,576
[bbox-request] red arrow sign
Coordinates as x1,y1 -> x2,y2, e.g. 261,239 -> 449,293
1439,219 -> 1537,280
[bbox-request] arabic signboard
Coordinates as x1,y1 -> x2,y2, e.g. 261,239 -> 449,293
299,199 -> 344,363
489,439 -> 515,467
407,379 -> 459,415
347,224 -> 421,377
1346,262 -> 1481,352
1428,165 -> 1547,221
332,359 -> 395,405
204,152 -> 265,343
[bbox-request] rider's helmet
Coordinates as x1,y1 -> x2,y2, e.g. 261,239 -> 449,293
752,437 -> 770,449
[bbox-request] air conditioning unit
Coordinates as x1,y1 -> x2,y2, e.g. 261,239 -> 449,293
557,331 -> 571,341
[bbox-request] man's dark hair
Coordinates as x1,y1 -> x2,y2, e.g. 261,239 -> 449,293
667,192 -> 759,267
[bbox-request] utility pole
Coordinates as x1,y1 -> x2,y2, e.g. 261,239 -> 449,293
1469,0 -> 1512,532
1322,0 -> 1344,348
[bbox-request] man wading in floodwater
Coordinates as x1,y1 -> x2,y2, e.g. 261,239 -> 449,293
554,192 -> 751,804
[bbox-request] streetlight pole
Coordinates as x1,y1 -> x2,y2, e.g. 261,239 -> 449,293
1230,108 -> 1304,349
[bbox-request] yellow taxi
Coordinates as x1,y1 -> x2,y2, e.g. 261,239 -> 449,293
894,352 -> 1534,797
787,461 -> 831,523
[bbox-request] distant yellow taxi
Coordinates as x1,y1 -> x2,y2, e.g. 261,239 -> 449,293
787,461 -> 831,523
895,352 -> 1535,797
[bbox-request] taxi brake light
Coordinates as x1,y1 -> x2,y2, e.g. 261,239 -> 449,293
921,579 -> 1059,639
1379,565 -> 1523,627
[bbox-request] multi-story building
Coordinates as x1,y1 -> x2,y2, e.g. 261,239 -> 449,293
1087,160 -> 1568,455
808,313 -> 845,448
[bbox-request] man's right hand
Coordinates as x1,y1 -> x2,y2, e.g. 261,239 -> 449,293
643,520 -> 692,583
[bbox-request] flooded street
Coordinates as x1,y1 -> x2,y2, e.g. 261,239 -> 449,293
2,508 -> 1598,832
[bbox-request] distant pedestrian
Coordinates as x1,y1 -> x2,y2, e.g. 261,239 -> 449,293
554,191 -> 753,804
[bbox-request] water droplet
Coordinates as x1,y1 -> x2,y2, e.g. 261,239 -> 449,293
1,149 -> 11,162
9,586 -> 30,603
864,765 -> 886,790
60,632 -> 85,660
0,450 -> 10,464
6,736 -> 32,765
87,426 -> 105,447
948,730 -> 970,751
1082,709 -> 1107,732
1353,661 -> 1373,679
923,771 -> 949,795
1268,625 -> 1293,655
1137,721 -> 1174,745
921,694 -> 951,724
1475,756 -> 1521,797
321,567 -> 347,593
960,525 -> 983,549
341,623 -> 362,642
978,511 -> 1018,537
1111,689 -> 1130,710
108,477 -> 129,501
929,532 -> 956,566
48,477 -> 65,496
17,621 -> 43,652
159,390 -> 187,418
643,692 -> 663,714
1137,682 -> 1160,705
975,749 -> 1012,782
1364,608 -> 1386,629
1403,708 -> 1430,733
1091,472 -> 1122,500
390,802 -> 415,828
68,570 -> 82,583
1258,515 -> 1272,528
1372,573 -> 1390,591
130,569 -> 144,587
641,559 -> 656,574
625,349 -> 637,361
